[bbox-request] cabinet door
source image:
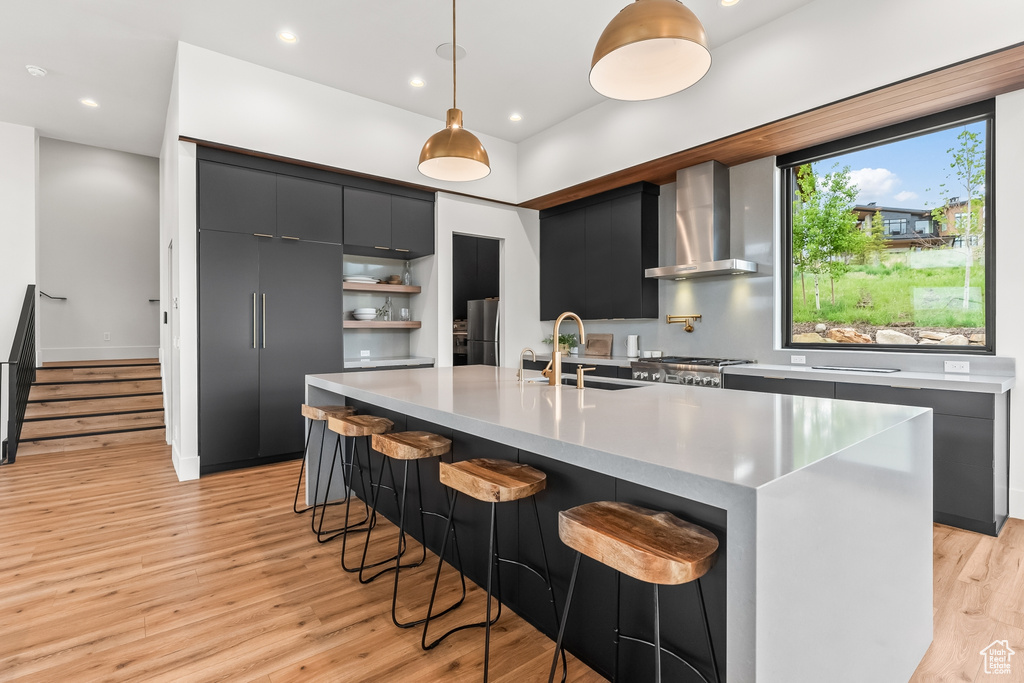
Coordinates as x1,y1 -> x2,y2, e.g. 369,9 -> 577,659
343,187 -> 391,250
540,208 -> 586,320
584,202 -> 612,320
391,195 -> 435,257
198,161 -> 277,236
452,234 -> 478,320
258,239 -> 345,458
198,231 -> 261,470
276,175 -> 343,244
609,194 -> 644,318
723,373 -> 836,398
476,237 -> 500,300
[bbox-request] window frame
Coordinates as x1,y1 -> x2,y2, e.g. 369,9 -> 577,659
778,100 -> 996,354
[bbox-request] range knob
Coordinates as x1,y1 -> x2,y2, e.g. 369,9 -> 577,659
652,373 -> 661,381
683,376 -> 694,385
633,371 -> 642,380
700,377 -> 712,386
710,377 -> 721,387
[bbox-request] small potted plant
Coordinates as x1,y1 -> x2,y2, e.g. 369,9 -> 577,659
543,333 -> 578,355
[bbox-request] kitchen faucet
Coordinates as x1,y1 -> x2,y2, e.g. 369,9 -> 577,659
542,312 -> 586,386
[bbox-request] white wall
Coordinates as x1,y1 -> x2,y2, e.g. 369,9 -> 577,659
37,138 -> 159,362
996,90 -> 1024,517
176,43 -> 518,204
517,0 -> 1024,202
420,194 -> 544,368
0,121 -> 37,446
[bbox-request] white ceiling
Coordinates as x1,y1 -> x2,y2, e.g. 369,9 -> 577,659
0,0 -> 815,158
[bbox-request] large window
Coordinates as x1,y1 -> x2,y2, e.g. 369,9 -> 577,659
780,101 -> 994,352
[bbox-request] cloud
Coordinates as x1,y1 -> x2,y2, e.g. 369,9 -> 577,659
894,190 -> 919,203
849,167 -> 900,203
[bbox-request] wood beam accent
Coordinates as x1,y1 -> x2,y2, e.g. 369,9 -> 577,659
520,41 -> 1024,210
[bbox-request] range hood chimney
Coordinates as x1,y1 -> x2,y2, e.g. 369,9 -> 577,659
645,160 -> 757,280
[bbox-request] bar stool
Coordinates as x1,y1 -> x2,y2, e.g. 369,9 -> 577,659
293,404 -> 355,515
366,431 -> 467,628
547,501 -> 720,683
422,458 -> 566,683
313,413 -> 394,543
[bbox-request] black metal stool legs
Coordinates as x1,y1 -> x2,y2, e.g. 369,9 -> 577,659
341,436 -> 407,576
314,435 -> 371,543
292,416 -> 327,514
548,552 -> 582,683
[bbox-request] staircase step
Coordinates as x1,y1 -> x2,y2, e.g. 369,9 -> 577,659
29,379 -> 163,401
20,410 -> 165,440
40,358 -> 159,368
17,427 -> 166,457
25,393 -> 164,419
35,365 -> 161,383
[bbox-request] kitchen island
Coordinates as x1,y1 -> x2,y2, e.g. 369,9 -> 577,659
306,365 -> 933,682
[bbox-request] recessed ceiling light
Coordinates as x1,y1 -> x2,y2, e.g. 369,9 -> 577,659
25,65 -> 47,77
509,113 -> 522,122
720,0 -> 740,6
80,98 -> 99,108
410,77 -> 425,87
277,30 -> 298,43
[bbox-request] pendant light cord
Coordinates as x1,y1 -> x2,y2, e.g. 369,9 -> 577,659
451,0 -> 457,111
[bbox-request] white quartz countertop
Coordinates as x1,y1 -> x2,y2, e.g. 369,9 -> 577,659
343,356 -> 434,369
308,365 -> 928,491
725,363 -> 1014,393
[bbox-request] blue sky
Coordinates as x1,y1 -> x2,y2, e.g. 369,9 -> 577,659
810,120 -> 986,210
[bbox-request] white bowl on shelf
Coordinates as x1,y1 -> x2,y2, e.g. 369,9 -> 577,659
353,308 -> 377,314
353,313 -> 378,321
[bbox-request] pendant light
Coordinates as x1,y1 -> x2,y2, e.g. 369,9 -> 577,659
591,0 -> 711,101
418,0 -> 490,182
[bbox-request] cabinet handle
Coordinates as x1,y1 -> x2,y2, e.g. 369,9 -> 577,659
262,293 -> 267,349
281,235 -> 300,241
252,293 -> 258,349
394,248 -> 410,253
374,246 -> 390,250
253,233 -> 273,238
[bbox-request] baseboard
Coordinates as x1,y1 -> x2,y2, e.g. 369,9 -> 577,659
41,346 -> 159,363
172,443 -> 200,481
1009,488 -> 1024,521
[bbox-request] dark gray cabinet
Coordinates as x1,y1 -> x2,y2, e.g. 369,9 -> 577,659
198,162 -> 277,236
453,235 -> 500,320
276,175 -> 343,243
723,372 -> 1008,535
199,232 -> 344,474
540,182 -> 659,321
344,187 -> 434,259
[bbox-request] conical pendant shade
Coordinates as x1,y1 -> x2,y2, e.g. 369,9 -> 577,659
419,108 -> 490,182
591,0 -> 711,101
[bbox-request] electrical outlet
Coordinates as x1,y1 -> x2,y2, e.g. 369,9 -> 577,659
944,360 -> 970,374
360,350 -> 370,358
103,332 -> 111,341
791,355 -> 806,365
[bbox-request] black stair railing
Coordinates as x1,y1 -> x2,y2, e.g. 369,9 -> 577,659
1,285 -> 37,465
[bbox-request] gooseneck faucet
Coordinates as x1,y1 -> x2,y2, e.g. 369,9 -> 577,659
517,347 -> 536,383
542,311 -> 586,386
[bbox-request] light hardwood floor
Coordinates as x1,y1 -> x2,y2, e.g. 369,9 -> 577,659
0,443 -> 603,682
2,442 -> 1020,682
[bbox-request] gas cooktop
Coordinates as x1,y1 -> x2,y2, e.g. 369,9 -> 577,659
630,357 -> 755,386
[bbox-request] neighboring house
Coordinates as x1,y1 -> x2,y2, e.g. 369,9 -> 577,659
936,196 -> 986,247
854,203 -> 944,249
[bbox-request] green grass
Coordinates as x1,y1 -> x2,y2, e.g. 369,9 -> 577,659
792,263 -> 985,327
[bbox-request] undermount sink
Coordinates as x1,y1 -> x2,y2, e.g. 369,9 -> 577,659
523,376 -> 639,391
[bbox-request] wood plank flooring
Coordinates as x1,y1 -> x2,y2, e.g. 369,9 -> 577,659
0,443 -> 604,682
3,440 -> 1023,681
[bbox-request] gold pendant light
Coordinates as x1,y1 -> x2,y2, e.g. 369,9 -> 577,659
591,0 -> 711,101
418,0 -> 490,182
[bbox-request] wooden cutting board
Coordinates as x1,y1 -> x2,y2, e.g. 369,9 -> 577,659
585,333 -> 613,357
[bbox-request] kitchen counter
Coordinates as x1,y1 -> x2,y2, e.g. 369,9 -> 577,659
343,355 -> 434,370
306,365 -> 932,682
726,362 -> 1014,393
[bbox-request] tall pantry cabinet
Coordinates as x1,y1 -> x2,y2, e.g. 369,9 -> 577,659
197,151 -> 345,475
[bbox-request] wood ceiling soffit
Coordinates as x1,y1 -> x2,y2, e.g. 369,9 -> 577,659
520,42 -> 1024,210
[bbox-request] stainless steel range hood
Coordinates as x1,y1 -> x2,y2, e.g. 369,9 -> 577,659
645,161 -> 758,280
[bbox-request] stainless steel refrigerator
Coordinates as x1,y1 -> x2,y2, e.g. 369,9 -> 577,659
467,299 -> 499,366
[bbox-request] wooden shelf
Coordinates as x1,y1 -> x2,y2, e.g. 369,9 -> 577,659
344,320 -> 421,329
343,282 -> 421,294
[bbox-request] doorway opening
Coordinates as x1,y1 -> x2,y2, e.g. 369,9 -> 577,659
452,235 -> 500,366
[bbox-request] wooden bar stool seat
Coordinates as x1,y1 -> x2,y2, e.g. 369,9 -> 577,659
558,501 -> 718,585
439,458 -> 547,502
293,404 -> 356,515
372,431 -> 453,460
548,502 -> 720,683
424,458 -> 565,682
311,414 -> 394,543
